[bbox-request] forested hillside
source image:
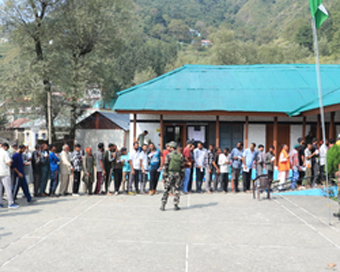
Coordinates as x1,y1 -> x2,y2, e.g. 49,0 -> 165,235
1,0 -> 340,114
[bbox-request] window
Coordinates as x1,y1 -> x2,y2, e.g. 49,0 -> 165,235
42,133 -> 46,140
36,133 -> 39,140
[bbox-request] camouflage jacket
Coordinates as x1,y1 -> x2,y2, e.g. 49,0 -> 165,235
163,150 -> 185,179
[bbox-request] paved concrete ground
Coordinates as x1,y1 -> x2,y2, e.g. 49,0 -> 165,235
1,185 -> 340,271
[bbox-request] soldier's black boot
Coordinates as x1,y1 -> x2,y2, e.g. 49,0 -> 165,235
174,204 -> 180,211
333,211 -> 340,219
160,203 -> 165,211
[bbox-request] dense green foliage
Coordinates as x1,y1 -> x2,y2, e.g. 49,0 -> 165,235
327,145 -> 340,175
1,0 -> 340,135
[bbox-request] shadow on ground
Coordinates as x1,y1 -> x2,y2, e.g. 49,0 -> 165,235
181,202 -> 218,210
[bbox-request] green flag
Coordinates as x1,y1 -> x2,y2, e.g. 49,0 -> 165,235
309,0 -> 329,28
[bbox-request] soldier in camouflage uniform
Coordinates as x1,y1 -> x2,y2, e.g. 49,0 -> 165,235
160,141 -> 185,211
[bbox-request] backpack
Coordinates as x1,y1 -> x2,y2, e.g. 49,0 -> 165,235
168,152 -> 182,172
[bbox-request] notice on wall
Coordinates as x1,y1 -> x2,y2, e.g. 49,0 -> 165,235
188,126 -> 206,143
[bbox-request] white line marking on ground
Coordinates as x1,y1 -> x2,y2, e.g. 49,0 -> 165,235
274,199 -> 340,250
1,197 -> 107,267
185,244 -> 189,272
0,220 -> 55,251
281,195 -> 339,232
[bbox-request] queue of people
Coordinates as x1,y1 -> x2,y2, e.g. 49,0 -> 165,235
0,132 -> 335,210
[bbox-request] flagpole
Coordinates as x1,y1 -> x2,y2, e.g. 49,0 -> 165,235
311,16 -> 331,225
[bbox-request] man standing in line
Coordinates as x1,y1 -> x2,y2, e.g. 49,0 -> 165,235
128,141 -> 141,195
72,144 -> 83,197
304,143 -> 314,188
139,144 -> 149,195
188,143 -> 196,193
94,143 -> 106,195
112,144 -> 123,196
242,143 -> 256,193
148,143 -> 162,195
256,144 -> 265,177
218,147 -> 230,193
31,144 -> 42,197
49,144 -> 60,197
12,144 -> 35,203
160,141 -> 185,211
39,144 -> 50,197
181,141 -> 193,194
312,138 -> 320,186
230,142 -> 243,193
205,144 -> 215,193
137,130 -> 148,147
212,147 -> 222,192
83,147 -> 94,195
194,142 -> 207,193
120,147 -> 130,194
0,143 -> 18,208
264,145 -> 275,180
103,143 -> 114,195
297,137 -> 306,187
319,140 -> 328,184
290,144 -> 302,190
278,144 -> 290,191
59,144 -> 73,196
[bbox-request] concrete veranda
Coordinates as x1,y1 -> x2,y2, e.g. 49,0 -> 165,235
1,188 -> 340,272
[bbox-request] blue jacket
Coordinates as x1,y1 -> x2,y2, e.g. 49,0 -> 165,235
49,152 -> 60,172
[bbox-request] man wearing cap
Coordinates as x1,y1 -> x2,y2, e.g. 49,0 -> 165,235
160,141 -> 185,211
182,140 -> 193,194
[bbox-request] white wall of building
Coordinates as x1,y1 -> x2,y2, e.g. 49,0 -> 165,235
76,129 -> 127,152
245,124 -> 266,149
290,125 -> 302,149
129,122 -> 161,150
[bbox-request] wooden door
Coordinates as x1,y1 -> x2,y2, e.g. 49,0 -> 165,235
266,124 -> 290,164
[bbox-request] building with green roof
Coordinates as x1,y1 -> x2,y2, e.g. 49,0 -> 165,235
114,64 -> 340,158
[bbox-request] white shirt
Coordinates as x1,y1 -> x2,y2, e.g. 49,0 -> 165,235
194,148 -> 207,168
320,144 -> 328,166
218,153 -> 230,173
139,151 -> 148,172
0,148 -> 12,177
130,149 -> 141,170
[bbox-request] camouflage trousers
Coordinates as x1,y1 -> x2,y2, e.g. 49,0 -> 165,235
161,172 -> 182,205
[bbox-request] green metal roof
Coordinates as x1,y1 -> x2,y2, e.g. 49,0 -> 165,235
289,88 -> 340,116
113,64 -> 340,115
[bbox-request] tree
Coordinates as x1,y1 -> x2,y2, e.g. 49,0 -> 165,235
295,24 -> 313,52
167,19 -> 190,43
52,0 -> 133,140
133,66 -> 157,85
258,43 -> 283,64
210,29 -> 244,65
256,27 -> 276,45
1,0 -> 64,142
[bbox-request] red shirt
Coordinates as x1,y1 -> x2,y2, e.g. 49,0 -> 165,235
163,150 -> 170,162
182,147 -> 192,168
